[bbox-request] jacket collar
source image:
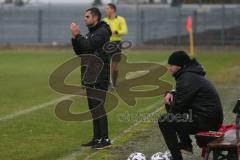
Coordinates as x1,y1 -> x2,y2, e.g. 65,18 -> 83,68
173,67 -> 184,80
88,21 -> 102,33
172,59 -> 206,80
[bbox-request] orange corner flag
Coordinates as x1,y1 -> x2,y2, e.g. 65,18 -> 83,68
186,16 -> 192,33
186,16 -> 194,57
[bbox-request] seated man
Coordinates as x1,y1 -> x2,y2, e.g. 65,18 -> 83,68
158,51 -> 223,160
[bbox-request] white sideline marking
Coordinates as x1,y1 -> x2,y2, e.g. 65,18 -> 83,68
84,101 -> 165,160
60,85 -> 240,160
0,60 -> 168,159
0,61 -> 167,122
0,95 -> 74,122
0,84 -> 233,123
57,147 -> 86,160
57,100 -> 165,160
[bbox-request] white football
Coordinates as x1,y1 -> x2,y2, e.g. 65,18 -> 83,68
163,150 -> 172,159
151,152 -> 164,160
151,151 -> 171,160
127,152 -> 146,160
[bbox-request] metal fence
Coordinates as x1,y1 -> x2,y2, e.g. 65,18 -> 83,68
0,3 -> 240,46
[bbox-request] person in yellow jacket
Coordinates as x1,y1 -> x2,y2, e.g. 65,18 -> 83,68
103,3 -> 128,89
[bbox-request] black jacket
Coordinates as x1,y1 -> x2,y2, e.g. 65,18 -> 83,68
171,59 -> 223,130
71,21 -> 112,86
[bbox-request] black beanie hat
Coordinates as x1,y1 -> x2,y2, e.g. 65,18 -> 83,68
168,51 -> 191,67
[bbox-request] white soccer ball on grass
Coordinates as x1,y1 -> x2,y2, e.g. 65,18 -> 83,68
151,151 -> 171,160
127,152 -> 146,160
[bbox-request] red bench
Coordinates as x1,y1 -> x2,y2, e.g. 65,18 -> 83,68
205,129 -> 239,160
195,99 -> 240,160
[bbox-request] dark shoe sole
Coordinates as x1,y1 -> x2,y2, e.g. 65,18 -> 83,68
81,143 -> 97,147
93,144 -> 112,150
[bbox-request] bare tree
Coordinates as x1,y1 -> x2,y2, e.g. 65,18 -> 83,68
93,0 -> 102,6
15,0 -> 24,6
171,0 -> 182,6
149,0 -> 154,3
4,0 -> 30,6
4,0 -> 13,3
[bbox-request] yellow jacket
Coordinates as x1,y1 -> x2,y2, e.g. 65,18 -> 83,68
103,16 -> 128,42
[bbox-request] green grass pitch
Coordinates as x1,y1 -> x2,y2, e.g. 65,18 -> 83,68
0,48 -> 239,160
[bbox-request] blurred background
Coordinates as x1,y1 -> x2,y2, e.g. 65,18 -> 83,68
1,1 -> 240,160
1,0 -> 240,47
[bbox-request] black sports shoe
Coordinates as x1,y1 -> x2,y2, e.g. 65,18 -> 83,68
92,139 -> 112,149
81,138 -> 100,147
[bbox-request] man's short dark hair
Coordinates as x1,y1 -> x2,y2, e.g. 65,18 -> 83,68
107,3 -> 117,12
86,7 -> 102,21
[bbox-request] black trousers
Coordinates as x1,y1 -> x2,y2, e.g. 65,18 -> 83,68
158,105 -> 220,160
158,114 -> 199,160
86,82 -> 109,140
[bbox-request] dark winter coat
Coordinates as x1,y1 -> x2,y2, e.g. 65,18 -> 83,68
171,59 -> 223,130
71,21 -> 112,87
